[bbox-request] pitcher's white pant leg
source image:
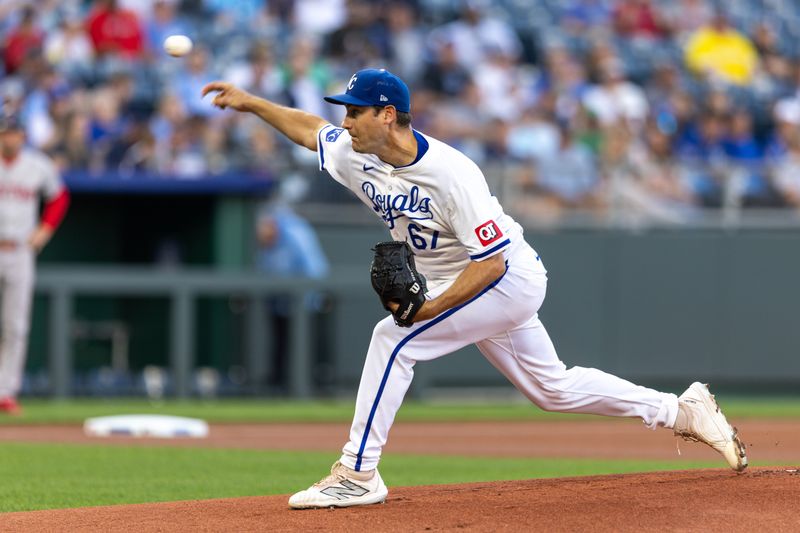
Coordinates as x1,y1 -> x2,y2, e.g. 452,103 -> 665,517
340,317 -> 417,472
477,313 -> 678,429
341,252 -> 679,472
341,271 -> 515,472
0,250 -> 35,397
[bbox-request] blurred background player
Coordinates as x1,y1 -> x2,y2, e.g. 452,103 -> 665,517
255,180 -> 329,391
0,114 -> 69,414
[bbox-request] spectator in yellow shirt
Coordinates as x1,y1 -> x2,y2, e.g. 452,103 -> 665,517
684,11 -> 758,86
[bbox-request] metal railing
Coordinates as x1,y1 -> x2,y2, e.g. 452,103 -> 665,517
36,266 -> 364,399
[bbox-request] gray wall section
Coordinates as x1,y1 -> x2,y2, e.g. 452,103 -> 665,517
30,222 -> 800,395
315,225 -> 800,391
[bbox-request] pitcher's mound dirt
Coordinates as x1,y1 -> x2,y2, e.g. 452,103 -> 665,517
2,468 -> 798,532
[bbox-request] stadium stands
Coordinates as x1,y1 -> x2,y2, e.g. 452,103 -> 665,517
3,0 -> 800,224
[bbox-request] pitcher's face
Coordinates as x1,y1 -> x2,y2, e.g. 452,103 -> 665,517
341,105 -> 388,154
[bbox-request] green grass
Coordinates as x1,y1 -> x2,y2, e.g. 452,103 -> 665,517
1,396 -> 798,425
0,396 -> 792,513
0,442 -> 737,513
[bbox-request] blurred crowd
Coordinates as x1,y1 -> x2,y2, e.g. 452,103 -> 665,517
4,0 -> 800,221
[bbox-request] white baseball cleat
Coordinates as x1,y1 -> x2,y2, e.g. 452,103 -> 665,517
673,382 -> 747,472
288,461 -> 388,509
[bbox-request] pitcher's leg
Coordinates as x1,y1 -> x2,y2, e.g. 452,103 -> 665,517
341,316 -> 418,471
477,314 -> 678,429
341,268 -> 524,472
341,311 -> 497,471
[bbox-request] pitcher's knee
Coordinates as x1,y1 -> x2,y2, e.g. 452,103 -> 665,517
531,371 -> 576,411
535,388 -> 574,411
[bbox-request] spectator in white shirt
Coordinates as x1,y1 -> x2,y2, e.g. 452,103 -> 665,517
583,58 -> 649,129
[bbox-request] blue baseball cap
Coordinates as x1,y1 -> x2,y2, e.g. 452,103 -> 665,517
324,69 -> 410,113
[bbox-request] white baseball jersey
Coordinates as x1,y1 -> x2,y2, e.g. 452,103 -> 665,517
0,149 -> 63,241
312,121 -> 679,477
317,124 -> 544,290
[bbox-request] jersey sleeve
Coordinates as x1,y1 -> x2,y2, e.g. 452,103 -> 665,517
316,123 -> 353,187
447,162 -> 511,261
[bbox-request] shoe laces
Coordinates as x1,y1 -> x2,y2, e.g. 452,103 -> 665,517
675,383 -> 725,441
313,462 -> 349,488
675,430 -> 702,444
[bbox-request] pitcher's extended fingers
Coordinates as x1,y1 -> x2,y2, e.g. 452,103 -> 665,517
202,81 -> 229,97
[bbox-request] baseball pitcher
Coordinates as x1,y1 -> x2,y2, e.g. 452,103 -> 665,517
202,68 -> 746,509
0,114 -> 69,414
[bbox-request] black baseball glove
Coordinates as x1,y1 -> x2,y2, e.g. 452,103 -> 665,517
370,241 -> 428,327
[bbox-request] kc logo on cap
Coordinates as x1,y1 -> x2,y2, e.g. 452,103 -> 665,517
325,69 -> 411,113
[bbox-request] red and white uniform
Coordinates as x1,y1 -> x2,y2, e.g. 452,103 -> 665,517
317,124 -> 679,472
0,149 -> 68,397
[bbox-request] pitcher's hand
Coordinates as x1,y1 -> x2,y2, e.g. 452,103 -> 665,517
201,82 -> 254,112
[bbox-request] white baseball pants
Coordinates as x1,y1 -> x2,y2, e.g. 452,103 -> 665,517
341,243 -> 679,471
0,247 -> 35,397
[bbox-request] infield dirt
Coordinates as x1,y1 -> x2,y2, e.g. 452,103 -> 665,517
2,468 -> 798,532
0,419 -> 798,531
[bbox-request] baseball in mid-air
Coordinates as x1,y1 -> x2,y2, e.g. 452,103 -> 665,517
163,35 -> 193,57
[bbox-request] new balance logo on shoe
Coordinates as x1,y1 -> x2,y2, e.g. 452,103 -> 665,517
289,461 -> 389,509
319,480 -> 370,500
